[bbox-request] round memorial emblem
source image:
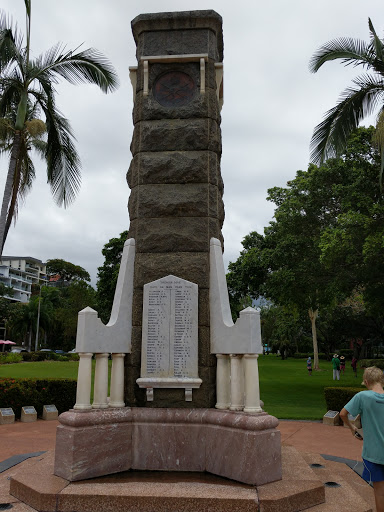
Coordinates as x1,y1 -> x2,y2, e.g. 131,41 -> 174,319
153,71 -> 196,107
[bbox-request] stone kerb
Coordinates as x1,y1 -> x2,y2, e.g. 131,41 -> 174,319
54,407 -> 282,486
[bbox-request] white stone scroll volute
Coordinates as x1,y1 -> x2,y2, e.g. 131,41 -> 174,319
210,238 -> 262,355
75,238 -> 135,354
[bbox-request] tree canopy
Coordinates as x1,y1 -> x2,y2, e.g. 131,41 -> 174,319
46,258 -> 90,283
96,230 -> 128,323
227,127 -> 384,367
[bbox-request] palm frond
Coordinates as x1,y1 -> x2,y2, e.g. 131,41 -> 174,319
310,74 -> 384,164
0,10 -> 23,74
309,37 -> 373,73
40,103 -> 81,207
30,44 -> 119,93
368,18 -> 384,62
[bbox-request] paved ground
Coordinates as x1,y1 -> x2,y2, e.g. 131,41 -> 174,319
0,418 -> 363,464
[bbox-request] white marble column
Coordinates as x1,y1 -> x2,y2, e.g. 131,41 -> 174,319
229,354 -> 244,411
109,353 -> 125,408
215,354 -> 231,409
74,353 -> 93,410
92,353 -> 109,409
243,354 -> 263,413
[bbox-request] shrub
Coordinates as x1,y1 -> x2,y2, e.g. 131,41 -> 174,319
0,378 -> 77,418
68,353 -> 79,361
359,359 -> 384,369
324,386 -> 363,412
0,353 -> 23,364
293,353 -> 328,360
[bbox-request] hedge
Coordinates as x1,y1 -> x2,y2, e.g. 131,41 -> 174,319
0,378 -> 77,418
293,353 -> 328,360
324,386 -> 363,412
0,353 -> 23,364
359,359 -> 384,369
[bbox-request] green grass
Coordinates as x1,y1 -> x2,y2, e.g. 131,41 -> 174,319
0,357 -> 364,420
0,360 -> 112,399
259,356 -> 364,420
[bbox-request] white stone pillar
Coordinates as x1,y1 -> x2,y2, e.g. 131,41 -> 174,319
92,353 -> 109,409
215,354 -> 231,409
109,353 -> 125,408
243,354 -> 263,413
74,353 -> 93,410
229,354 -> 244,411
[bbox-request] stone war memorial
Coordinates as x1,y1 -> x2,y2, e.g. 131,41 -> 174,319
10,10 -> 327,512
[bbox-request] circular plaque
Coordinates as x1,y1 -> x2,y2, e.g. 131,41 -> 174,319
153,71 -> 196,107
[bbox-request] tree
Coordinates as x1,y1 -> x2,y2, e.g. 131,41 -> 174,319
227,128 -> 381,369
309,18 -> 384,180
0,0 -> 119,253
46,258 -> 90,283
96,231 -> 128,323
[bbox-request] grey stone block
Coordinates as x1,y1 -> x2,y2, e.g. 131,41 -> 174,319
133,252 -> 209,289
127,151 -> 222,188
130,119 -> 222,154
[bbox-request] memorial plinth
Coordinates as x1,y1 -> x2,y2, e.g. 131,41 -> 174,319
54,407 -> 281,485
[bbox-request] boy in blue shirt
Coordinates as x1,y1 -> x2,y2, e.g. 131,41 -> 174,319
340,366 -> 384,512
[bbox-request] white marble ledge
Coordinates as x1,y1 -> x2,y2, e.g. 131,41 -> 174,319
136,377 -> 202,389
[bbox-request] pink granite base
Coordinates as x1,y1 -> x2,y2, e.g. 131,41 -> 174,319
54,408 -> 282,486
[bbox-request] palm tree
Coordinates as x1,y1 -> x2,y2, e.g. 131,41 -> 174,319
0,0 -> 118,253
309,18 -> 384,177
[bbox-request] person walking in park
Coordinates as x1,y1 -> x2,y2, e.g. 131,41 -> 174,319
332,354 -> 340,380
339,356 -> 346,375
340,367 -> 384,512
307,356 -> 312,376
351,356 -> 358,378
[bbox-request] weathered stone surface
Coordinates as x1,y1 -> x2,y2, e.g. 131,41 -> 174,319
129,217 -> 211,253
199,326 -> 217,367
130,119 -> 221,155
127,151 -> 222,189
128,183 -> 223,220
132,10 -> 223,60
131,288 -> 143,327
133,252 -> 209,289
198,288 -> 210,326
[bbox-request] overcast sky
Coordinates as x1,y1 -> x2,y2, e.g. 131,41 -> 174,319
0,0 -> 382,285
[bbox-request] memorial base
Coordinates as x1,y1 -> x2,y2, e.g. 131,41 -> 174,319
54,407 -> 281,486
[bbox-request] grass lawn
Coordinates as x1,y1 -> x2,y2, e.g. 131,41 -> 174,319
0,357 -> 364,420
0,360 -> 112,399
259,355 -> 364,420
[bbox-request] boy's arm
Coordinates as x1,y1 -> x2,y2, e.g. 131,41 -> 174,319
340,408 -> 361,438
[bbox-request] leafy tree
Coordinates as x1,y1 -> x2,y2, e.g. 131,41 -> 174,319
96,230 -> 128,323
46,258 -> 90,283
0,0 -> 119,253
309,18 -> 384,180
53,281 -> 96,350
228,128 -> 381,369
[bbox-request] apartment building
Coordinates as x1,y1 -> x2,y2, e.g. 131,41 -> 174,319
0,256 -> 47,303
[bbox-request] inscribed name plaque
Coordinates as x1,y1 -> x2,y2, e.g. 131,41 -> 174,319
21,406 -> 37,423
137,275 -> 202,401
0,407 -> 15,425
43,404 -> 58,421
323,410 -> 341,426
